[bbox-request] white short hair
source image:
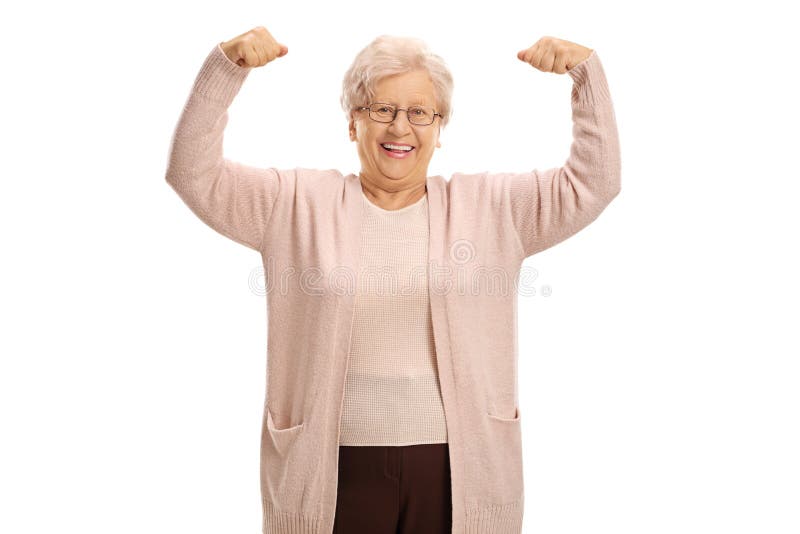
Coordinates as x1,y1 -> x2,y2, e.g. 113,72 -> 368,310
340,35 -> 454,129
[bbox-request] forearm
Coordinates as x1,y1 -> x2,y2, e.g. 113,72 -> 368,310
563,50 -> 621,203
164,44 -> 277,252
508,50 -> 621,259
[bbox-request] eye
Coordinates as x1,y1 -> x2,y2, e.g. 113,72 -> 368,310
409,108 -> 425,116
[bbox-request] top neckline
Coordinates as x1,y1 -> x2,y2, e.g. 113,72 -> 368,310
361,189 -> 427,214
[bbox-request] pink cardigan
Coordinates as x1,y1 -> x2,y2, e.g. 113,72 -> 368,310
165,42 -> 620,534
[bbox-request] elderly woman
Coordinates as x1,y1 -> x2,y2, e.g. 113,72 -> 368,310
165,25 -> 619,534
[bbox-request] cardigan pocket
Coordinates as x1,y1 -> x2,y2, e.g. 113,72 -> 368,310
265,407 -> 305,457
487,405 -> 521,423
471,406 -> 524,505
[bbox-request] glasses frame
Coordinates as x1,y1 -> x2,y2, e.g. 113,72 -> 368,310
356,102 -> 442,126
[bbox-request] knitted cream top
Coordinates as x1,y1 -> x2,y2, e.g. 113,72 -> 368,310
337,188 -> 449,446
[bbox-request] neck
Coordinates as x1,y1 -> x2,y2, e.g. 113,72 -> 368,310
359,173 -> 427,211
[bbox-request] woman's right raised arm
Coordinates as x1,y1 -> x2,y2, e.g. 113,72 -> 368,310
164,27 -> 288,252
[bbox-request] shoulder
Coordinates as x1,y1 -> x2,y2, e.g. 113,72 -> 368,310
448,170 -> 521,199
295,167 -> 345,182
271,167 -> 346,190
446,171 -> 488,195
274,167 -> 343,183
271,168 -> 348,206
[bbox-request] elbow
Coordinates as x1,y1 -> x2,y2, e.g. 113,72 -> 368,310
604,157 -> 621,202
163,137 -> 194,190
164,169 -> 180,191
165,167 -> 180,183
592,173 -> 620,210
164,167 -> 190,197
608,179 -> 621,202
164,151 -> 192,190
601,181 -> 620,208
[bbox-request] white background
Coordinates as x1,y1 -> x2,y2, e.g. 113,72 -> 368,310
2,0 -> 798,533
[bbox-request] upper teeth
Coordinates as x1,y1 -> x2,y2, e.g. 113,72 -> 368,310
382,143 -> 413,151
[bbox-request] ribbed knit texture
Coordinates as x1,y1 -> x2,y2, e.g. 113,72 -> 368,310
338,191 -> 448,446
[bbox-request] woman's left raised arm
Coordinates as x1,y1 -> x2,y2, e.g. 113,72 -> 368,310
506,36 -> 621,259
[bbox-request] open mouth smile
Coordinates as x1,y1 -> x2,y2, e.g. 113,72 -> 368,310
380,142 -> 415,158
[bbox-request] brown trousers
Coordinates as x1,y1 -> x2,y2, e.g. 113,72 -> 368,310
333,443 -> 452,534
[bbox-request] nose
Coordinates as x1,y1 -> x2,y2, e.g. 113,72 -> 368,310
388,109 -> 413,134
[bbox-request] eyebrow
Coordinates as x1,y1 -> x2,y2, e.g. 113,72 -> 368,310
375,100 -> 432,107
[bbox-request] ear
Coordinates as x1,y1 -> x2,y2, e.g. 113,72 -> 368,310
435,124 -> 442,148
349,118 -> 357,142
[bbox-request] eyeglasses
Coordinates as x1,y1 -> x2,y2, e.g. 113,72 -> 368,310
356,102 -> 442,126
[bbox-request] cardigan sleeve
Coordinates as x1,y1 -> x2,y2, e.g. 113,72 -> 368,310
502,49 -> 621,259
164,42 -> 280,252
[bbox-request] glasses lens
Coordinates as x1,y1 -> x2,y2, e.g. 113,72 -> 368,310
369,104 -> 396,122
408,106 -> 435,125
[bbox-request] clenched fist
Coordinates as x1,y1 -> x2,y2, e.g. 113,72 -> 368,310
220,26 -> 288,68
517,36 -> 593,74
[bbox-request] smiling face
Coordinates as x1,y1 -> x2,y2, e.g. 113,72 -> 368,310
349,69 -> 442,190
